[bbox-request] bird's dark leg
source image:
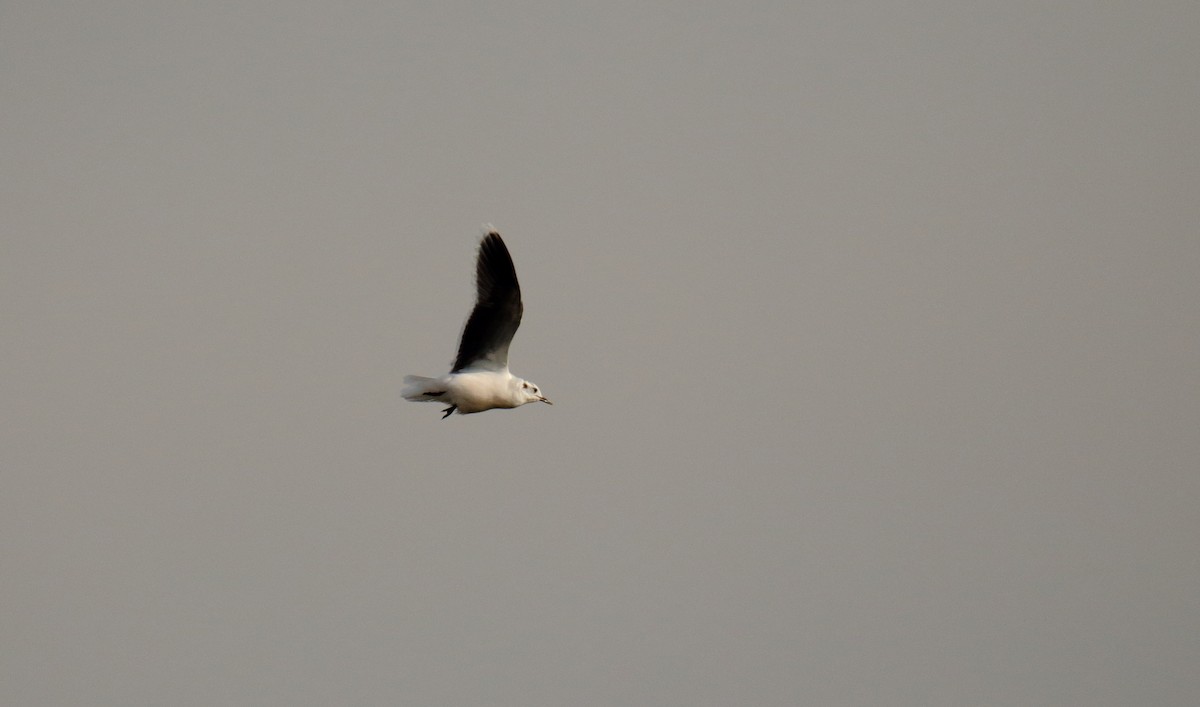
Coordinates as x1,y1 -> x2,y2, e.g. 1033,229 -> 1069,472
441,405 -> 457,419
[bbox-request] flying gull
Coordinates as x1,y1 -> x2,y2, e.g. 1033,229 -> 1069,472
402,228 -> 552,418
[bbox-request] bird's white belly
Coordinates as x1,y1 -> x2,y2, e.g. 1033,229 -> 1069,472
446,371 -> 517,413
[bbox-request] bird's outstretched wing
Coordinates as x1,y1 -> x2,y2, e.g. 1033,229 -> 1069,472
451,231 -> 523,372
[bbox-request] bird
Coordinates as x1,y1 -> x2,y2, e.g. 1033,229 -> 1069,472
402,228 -> 552,419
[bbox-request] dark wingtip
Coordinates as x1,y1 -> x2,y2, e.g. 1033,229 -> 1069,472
480,231 -> 505,252
475,231 -> 518,293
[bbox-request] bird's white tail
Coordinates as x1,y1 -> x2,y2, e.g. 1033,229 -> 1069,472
402,375 -> 445,402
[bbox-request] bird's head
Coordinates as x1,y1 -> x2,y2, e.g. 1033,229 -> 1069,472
519,379 -> 552,406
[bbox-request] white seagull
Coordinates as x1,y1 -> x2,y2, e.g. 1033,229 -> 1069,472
402,228 -> 552,419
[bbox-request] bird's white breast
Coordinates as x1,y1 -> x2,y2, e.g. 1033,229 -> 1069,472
446,370 -> 519,413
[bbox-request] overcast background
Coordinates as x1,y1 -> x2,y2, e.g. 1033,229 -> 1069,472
3,2 -> 1199,705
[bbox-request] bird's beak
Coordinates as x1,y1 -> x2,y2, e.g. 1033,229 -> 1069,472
540,396 -> 553,405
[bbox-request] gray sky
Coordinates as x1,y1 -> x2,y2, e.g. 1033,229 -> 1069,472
3,2 -> 1198,705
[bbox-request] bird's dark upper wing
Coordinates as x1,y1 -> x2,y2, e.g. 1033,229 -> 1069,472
451,232 -> 523,372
